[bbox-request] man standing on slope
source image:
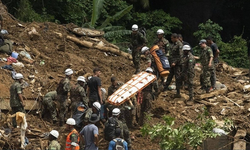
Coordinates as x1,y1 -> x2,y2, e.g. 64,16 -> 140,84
130,24 -> 147,74
57,68 -> 73,126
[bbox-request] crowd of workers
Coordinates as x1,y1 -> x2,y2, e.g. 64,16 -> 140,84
9,24 -> 220,150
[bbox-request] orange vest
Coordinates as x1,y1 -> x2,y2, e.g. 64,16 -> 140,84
65,129 -> 80,150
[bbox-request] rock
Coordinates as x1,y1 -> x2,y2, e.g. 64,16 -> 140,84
243,85 -> 250,92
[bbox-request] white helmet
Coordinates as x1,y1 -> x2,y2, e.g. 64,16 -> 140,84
112,108 -> 121,116
77,76 -> 86,82
93,102 -> 101,110
65,68 -> 73,76
50,130 -> 59,139
145,67 -> 153,73
157,29 -> 164,35
141,46 -> 149,54
132,24 -> 138,31
66,118 -> 76,125
182,45 -> 191,51
15,73 -> 24,79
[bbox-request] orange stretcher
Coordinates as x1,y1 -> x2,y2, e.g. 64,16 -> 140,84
150,45 -> 169,77
107,71 -> 157,106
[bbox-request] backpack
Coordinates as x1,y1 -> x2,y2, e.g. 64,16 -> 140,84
113,139 -> 125,150
104,117 -> 118,141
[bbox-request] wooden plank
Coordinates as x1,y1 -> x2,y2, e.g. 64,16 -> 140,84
195,88 -> 227,100
0,99 -> 41,110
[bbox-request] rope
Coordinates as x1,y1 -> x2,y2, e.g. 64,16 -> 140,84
26,91 -> 41,115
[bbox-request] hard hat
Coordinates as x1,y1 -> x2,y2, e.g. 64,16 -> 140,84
93,102 -> 101,110
112,108 -> 121,116
199,39 -> 207,45
15,73 -> 24,79
182,45 -> 191,51
132,24 -> 138,31
50,130 -> 59,139
88,76 -> 92,80
157,29 -> 164,34
145,67 -> 153,73
65,68 -> 73,76
141,46 -> 149,54
66,118 -> 76,125
77,76 -> 86,82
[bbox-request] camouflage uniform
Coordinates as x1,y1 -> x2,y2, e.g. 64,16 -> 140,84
164,40 -> 183,94
48,140 -> 61,150
139,82 -> 157,126
200,46 -> 214,89
10,81 -> 25,128
180,52 -> 195,100
56,77 -> 71,124
0,14 -> 3,29
130,32 -> 147,73
70,83 -> 88,116
154,37 -> 170,55
106,82 -> 124,117
42,91 -> 57,122
146,53 -> 161,89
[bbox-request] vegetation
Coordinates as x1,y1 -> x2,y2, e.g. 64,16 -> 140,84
141,109 -> 234,150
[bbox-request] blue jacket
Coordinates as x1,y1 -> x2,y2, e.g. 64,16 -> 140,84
108,138 -> 128,150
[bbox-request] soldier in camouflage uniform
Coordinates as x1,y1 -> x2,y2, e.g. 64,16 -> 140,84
106,108 -> 132,149
70,76 -> 88,116
42,91 -> 58,124
130,24 -> 147,74
199,39 -> 214,93
56,68 -> 73,126
106,77 -> 124,117
139,67 -> 158,126
180,45 -> 195,102
0,14 -> 3,30
163,33 -> 183,97
48,130 -> 61,150
10,73 -> 25,128
154,29 -> 170,55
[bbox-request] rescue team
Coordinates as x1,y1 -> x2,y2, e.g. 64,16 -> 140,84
9,24 -> 219,150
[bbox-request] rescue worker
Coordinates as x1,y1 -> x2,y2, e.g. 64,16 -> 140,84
84,102 -> 101,123
139,67 -> 158,126
163,33 -> 183,98
180,45 -> 195,103
56,68 -> 73,126
141,46 -> 160,91
106,77 -> 124,117
154,29 -> 170,55
130,24 -> 147,74
10,73 -> 25,128
198,39 -> 214,93
105,108 -> 132,150
87,68 -> 102,107
48,130 -> 61,150
70,76 -> 88,116
42,91 -> 58,124
178,34 -> 193,54
206,36 -> 220,89
65,118 -> 80,150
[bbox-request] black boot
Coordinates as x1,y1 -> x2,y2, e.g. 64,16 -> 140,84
206,87 -> 211,93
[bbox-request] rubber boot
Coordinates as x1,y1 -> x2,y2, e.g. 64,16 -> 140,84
174,89 -> 181,98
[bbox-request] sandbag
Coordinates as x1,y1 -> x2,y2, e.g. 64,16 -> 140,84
72,102 -> 88,128
150,45 -> 170,77
0,39 -> 12,55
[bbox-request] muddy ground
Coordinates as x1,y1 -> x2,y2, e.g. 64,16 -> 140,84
1,2 -> 250,150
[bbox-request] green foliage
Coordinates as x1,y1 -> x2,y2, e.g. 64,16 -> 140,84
218,35 -> 249,68
132,10 -> 182,46
90,0 -> 105,28
193,19 -> 223,42
141,111 -> 223,150
15,0 -> 43,22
